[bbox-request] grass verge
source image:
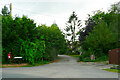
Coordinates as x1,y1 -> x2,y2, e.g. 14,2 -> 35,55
68,55 -> 80,58
104,69 -> 120,73
2,58 -> 60,68
2,57 -> 60,68
2,61 -> 52,68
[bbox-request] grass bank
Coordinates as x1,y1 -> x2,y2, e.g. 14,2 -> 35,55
2,60 -> 58,68
104,69 -> 120,73
2,61 -> 50,68
68,55 -> 80,58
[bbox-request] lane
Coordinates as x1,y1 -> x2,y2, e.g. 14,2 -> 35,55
2,55 -> 118,78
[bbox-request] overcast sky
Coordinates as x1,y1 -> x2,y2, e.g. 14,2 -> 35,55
0,0 -> 119,31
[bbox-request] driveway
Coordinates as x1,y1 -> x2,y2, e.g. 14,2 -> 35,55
2,55 -> 119,78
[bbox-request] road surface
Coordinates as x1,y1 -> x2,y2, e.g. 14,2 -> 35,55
2,55 -> 119,78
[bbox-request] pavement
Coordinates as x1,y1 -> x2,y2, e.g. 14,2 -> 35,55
1,55 -> 119,78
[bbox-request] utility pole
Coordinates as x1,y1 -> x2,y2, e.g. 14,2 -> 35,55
10,3 -> 12,16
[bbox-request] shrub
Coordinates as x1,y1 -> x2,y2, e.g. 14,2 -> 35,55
83,22 -> 118,57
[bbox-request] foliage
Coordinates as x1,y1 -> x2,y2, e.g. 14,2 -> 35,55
2,13 -> 66,64
36,24 -> 67,60
79,8 -> 119,43
1,6 -> 10,16
2,1 -> 120,64
65,11 -> 82,42
64,12 -> 82,55
110,1 -> 120,13
79,1 -> 120,62
95,56 -> 109,62
68,55 -> 80,58
83,22 -> 117,57
20,38 -> 45,65
2,15 -> 37,64
79,10 -> 107,43
79,54 -> 108,62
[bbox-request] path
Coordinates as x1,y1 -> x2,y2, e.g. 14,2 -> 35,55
2,55 -> 118,78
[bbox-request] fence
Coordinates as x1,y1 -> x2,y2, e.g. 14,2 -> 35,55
109,48 -> 120,65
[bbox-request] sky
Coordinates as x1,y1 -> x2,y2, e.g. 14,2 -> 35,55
0,0 -> 119,40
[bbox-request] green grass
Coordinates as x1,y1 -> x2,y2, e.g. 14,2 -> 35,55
68,55 -> 80,58
32,61 -> 51,66
104,69 -> 120,73
77,54 -> 109,62
2,65 -> 32,68
2,61 -> 51,68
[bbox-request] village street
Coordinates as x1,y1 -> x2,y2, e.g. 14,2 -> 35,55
2,55 -> 118,78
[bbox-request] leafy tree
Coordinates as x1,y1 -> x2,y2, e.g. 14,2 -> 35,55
78,2 -> 120,61
35,24 -> 66,61
83,22 -> 118,57
1,6 -> 10,16
79,10 -> 105,43
2,6 -> 66,64
79,5 -> 120,43
65,11 -> 82,43
20,37 -> 45,65
14,16 -> 37,41
110,1 -> 120,13
2,15 -> 38,64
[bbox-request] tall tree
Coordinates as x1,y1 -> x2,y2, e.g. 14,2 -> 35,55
65,11 -> 82,43
110,1 -> 120,13
1,6 -> 10,16
83,22 -> 118,57
36,24 -> 66,60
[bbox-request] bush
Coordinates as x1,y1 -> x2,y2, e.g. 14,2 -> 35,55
79,56 -> 96,62
20,38 -> 45,65
79,53 -> 108,62
95,55 -> 109,62
82,22 -> 118,57
2,15 -> 66,64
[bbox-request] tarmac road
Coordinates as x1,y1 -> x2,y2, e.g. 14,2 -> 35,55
2,55 -> 119,78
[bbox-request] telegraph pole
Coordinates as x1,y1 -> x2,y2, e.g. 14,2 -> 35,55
10,3 -> 12,16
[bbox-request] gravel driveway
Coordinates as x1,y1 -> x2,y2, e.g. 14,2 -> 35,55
2,55 -> 119,78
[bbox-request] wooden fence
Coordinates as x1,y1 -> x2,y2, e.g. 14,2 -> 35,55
109,48 -> 120,65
